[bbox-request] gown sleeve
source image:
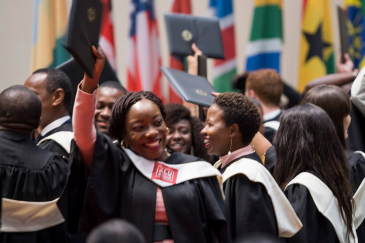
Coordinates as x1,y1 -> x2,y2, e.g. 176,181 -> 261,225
282,184 -> 338,243
348,152 -> 365,242
351,72 -> 365,117
62,131 -> 124,235
264,146 -> 277,174
224,174 -> 277,240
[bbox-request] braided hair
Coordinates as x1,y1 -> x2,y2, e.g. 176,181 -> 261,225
165,103 -> 211,162
109,91 -> 165,142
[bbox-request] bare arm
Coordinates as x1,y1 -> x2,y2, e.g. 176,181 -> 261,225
250,132 -> 272,159
183,43 -> 203,118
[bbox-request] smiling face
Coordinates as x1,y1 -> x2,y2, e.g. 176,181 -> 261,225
201,104 -> 231,156
167,119 -> 192,154
95,87 -> 124,135
123,98 -> 168,161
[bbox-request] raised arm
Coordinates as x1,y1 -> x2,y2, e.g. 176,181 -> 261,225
73,46 -> 105,168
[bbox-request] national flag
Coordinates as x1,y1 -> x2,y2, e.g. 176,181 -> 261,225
99,0 -> 117,70
168,0 -> 192,104
345,0 -> 365,69
245,0 -> 283,74
127,0 -> 164,101
208,0 -> 237,92
31,0 -> 70,71
297,0 -> 335,92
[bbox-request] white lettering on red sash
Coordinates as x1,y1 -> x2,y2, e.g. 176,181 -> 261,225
151,162 -> 178,184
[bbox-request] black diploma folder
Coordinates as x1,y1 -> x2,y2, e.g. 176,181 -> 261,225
64,0 -> 103,78
164,13 -> 225,59
161,67 -> 216,107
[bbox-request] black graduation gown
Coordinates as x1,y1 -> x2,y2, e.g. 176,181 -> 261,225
347,100 -> 365,153
0,131 -> 68,243
218,153 -> 278,240
63,132 -> 230,243
263,112 -> 281,144
345,150 -> 365,242
281,171 -> 339,243
264,146 -> 277,175
38,119 -> 73,160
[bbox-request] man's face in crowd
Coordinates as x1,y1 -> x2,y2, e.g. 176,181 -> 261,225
24,73 -> 53,131
95,87 -> 124,135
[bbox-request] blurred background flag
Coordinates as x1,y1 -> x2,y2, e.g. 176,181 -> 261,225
345,0 -> 365,69
208,0 -> 237,93
99,0 -> 117,70
169,0 -> 192,104
127,0 -> 164,101
31,0 -> 70,71
245,0 -> 283,74
297,0 -> 335,92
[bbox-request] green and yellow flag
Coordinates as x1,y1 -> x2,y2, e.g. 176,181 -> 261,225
298,0 -> 335,92
31,0 -> 70,72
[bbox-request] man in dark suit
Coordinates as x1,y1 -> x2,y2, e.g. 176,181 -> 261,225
245,69 -> 283,144
24,68 -> 73,158
0,85 -> 68,242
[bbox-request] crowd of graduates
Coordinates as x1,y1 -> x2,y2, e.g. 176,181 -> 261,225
1,42 -> 365,243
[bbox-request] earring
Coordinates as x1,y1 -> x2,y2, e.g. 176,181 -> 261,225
166,127 -> 170,135
228,137 -> 233,155
121,140 -> 129,148
251,145 -> 255,152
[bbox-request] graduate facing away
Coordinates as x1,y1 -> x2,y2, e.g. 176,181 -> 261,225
62,46 -> 230,243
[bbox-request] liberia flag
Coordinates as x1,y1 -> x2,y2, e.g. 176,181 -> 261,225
127,0 -> 164,101
99,0 -> 116,70
169,0 -> 191,103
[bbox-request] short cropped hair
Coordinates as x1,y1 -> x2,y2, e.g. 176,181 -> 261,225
87,219 -> 145,243
33,68 -> 73,110
0,85 -> 41,130
214,92 -> 261,146
100,81 -> 127,93
246,69 -> 283,107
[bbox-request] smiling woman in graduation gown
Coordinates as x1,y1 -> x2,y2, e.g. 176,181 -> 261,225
62,47 -> 229,243
201,93 -> 302,241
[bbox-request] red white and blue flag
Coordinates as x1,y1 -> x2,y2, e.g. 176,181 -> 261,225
208,0 -> 237,92
99,0 -> 116,70
127,0 -> 164,101
168,0 -> 191,104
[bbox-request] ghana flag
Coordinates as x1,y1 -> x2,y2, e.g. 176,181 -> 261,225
31,0 -> 70,71
345,0 -> 365,69
245,0 -> 283,74
297,0 -> 335,92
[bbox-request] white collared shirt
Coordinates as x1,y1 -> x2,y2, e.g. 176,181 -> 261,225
40,116 -> 71,136
263,109 -> 281,122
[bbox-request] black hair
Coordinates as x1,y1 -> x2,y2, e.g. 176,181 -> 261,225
164,103 -> 211,161
109,91 -> 165,142
0,85 -> 41,131
214,92 -> 261,146
100,81 -> 127,93
274,103 -> 354,241
302,85 -> 351,148
87,219 -> 145,243
33,68 -> 73,111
